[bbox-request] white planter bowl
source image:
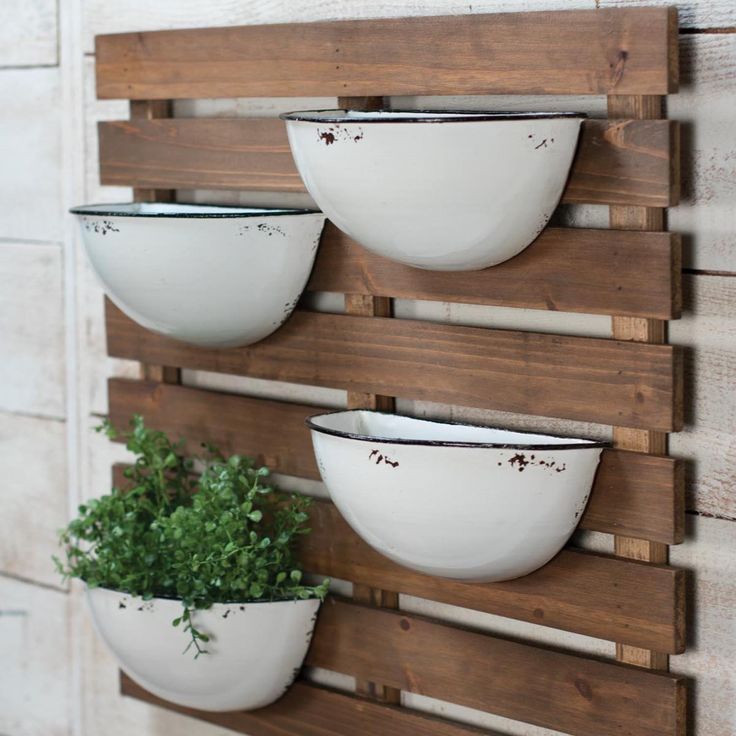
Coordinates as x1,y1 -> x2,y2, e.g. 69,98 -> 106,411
282,110 -> 584,271
86,586 -> 321,712
308,411 -> 605,582
70,203 -> 326,347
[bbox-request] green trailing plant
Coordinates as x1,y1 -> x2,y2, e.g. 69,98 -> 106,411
55,415 -> 328,656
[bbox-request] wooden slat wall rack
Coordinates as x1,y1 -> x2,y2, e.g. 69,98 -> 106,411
95,7 -> 686,735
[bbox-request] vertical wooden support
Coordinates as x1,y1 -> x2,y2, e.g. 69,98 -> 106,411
130,100 -> 181,387
608,94 -> 670,672
338,95 -> 400,705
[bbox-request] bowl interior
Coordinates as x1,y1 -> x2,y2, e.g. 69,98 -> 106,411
309,410 -> 604,449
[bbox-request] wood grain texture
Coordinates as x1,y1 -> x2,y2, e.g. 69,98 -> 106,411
108,457 -> 685,651
120,676 -> 491,736
98,117 -> 679,208
108,379 -> 683,544
608,93 -> 675,674
106,303 -> 682,432
299,500 -> 685,653
94,8 -> 677,99
308,223 -> 681,319
306,598 -> 685,736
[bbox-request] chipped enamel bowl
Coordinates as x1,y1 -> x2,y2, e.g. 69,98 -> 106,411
70,203 -> 326,347
308,411 -> 605,582
281,110 -> 584,271
86,586 -> 321,711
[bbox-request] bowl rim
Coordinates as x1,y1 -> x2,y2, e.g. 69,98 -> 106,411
280,108 -> 588,124
69,202 -> 323,218
85,584 -> 324,607
306,409 -> 609,451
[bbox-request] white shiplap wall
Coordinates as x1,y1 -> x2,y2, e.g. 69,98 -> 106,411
0,2 -> 734,735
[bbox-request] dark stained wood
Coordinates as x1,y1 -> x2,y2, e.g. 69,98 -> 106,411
98,117 -> 679,208
108,379 -> 683,544
109,458 -> 684,653
607,95 -> 678,674
106,303 -> 682,432
109,379 -> 319,481
300,502 -> 685,654
308,224 -> 680,319
566,118 -> 679,207
120,675 -> 492,736
95,8 -> 677,99
307,598 -> 685,736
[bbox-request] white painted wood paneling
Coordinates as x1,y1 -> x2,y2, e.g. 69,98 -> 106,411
0,576 -> 70,736
0,243 -> 66,418
670,34 -> 736,272
602,0 -> 736,30
672,514 -> 736,736
671,274 -> 736,519
0,411 -> 67,588
0,0 -> 58,67
0,68 -> 63,243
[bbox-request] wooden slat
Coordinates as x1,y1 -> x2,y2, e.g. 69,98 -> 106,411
306,598 -> 685,736
106,304 -> 682,432
95,8 -> 677,99
608,94 -> 678,676
120,675 -> 491,736
300,502 -> 685,654
108,379 -> 683,544
109,458 -> 684,653
307,224 -> 681,319
98,117 -> 679,208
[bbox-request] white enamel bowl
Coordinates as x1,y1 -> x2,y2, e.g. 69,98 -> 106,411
281,110 -> 584,271
70,203 -> 326,347
86,587 -> 321,712
308,411 -> 605,582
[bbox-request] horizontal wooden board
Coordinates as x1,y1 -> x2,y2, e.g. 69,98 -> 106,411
121,675 -> 490,736
98,117 -> 679,208
106,304 -> 682,432
95,8 -> 677,99
308,224 -> 681,319
110,470 -> 684,652
108,379 -> 683,544
307,598 -> 685,736
301,502 -> 685,654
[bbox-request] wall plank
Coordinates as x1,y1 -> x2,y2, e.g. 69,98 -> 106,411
0,576 -> 70,736
671,515 -> 736,736
0,243 -> 66,418
0,412 -> 67,588
0,68 -> 63,243
669,34 -> 736,272
671,274 -> 736,519
0,0 -> 58,67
